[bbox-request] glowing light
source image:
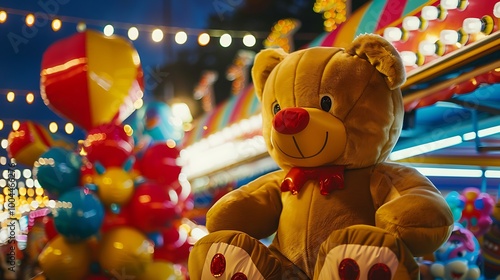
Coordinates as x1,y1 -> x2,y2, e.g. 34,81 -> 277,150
495,2 -> 500,18
12,120 -> 20,131
175,31 -> 188,44
123,125 -> 133,137
440,30 -> 459,44
51,19 -> 62,31
383,27 -> 402,42
390,136 -> 462,161
49,122 -> 58,133
418,40 -> 437,56
416,167 -> 482,177
26,92 -> 34,104
133,99 -> 143,109
64,123 -> 74,134
400,51 -> 418,67
462,18 -> 482,34
25,14 -> 35,27
422,6 -> 439,20
0,121 -> 3,130
23,169 -> 31,179
0,11 -> 7,23
441,0 -> 459,9
242,34 -> 256,47
198,33 -> 210,46
76,22 -> 86,32
152,29 -> 164,42
402,16 -> 421,31
6,91 -> 14,102
128,27 -> 139,41
219,33 -> 232,47
103,24 -> 114,36
0,139 -> 7,149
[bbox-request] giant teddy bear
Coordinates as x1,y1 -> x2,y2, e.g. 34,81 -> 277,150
188,34 -> 454,280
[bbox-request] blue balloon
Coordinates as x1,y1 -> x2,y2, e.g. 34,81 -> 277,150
34,147 -> 82,197
147,231 -> 164,247
129,101 -> 184,144
53,188 -> 104,242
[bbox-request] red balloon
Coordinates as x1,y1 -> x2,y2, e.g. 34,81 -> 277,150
139,143 -> 181,185
43,216 -> 58,241
154,227 -> 192,264
129,181 -> 180,232
101,209 -> 131,233
82,123 -> 134,167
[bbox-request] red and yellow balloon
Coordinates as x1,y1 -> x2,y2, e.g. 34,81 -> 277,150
40,29 -> 144,131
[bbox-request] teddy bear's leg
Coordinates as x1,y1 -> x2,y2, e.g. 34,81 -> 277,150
188,230 -> 288,280
312,225 -> 419,280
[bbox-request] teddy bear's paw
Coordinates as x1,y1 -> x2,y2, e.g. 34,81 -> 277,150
313,225 -> 419,280
188,230 -> 282,280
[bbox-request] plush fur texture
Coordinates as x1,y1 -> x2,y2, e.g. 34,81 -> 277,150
188,34 -> 454,280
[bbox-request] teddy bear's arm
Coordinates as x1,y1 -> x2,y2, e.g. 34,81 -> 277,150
370,162 -> 454,257
206,170 -> 284,240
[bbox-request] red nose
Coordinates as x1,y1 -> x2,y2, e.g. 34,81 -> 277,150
273,108 -> 309,134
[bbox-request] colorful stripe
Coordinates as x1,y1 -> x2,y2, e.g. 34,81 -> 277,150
375,0 -> 408,31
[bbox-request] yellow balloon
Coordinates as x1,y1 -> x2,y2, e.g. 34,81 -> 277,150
99,227 -> 153,277
38,235 -> 91,280
93,167 -> 135,206
138,261 -> 184,280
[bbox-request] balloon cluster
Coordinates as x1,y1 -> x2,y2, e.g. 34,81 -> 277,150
7,30 -> 192,280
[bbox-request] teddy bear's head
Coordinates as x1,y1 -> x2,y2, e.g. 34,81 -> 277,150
251,34 -> 406,170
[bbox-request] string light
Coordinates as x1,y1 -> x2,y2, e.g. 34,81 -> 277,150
76,21 -> 86,32
26,92 -> 34,104
51,19 -> 62,31
25,13 -> 34,26
242,34 -> 256,47
220,33 -> 232,47
128,27 -> 139,40
6,91 -> 14,102
49,122 -> 58,133
0,11 -> 6,23
198,33 -> 210,46
175,31 -> 188,44
0,121 -> 3,130
12,120 -> 20,131
152,28 -> 163,42
103,24 -> 114,36
64,123 -> 74,134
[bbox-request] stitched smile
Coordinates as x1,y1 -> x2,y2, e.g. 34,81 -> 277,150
276,132 -> 329,159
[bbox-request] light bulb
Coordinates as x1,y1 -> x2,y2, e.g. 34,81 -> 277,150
402,16 -> 421,31
383,27 -> 403,41
440,30 -> 459,44
418,40 -> 436,56
462,18 -> 482,34
422,6 -> 439,20
400,51 -> 417,66
441,0 -> 459,9
495,2 -> 500,18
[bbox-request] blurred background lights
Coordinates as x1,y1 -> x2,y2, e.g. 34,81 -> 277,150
152,28 -> 164,42
76,22 -> 86,32
26,92 -> 34,104
0,120 -> 3,130
0,139 -> 7,149
128,27 -> 139,40
219,33 -> 232,47
242,34 -> 256,47
12,120 -> 20,131
103,24 -> 114,36
175,31 -> 188,44
25,14 -> 34,26
0,11 -> 7,23
198,33 -> 210,46
64,123 -> 74,134
6,91 -> 14,102
49,122 -> 58,133
51,19 -> 62,31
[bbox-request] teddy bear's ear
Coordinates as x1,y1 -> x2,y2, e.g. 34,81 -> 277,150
251,48 -> 288,100
346,34 -> 406,90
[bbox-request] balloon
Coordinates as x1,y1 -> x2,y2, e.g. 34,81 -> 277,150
38,235 -> 91,280
92,165 -> 135,207
138,261 -> 184,280
40,29 -> 144,131
82,123 -> 134,167
33,147 -> 82,197
131,101 -> 184,144
7,121 -> 53,167
129,181 -> 179,232
53,188 -> 104,241
139,143 -> 182,185
101,209 -> 130,233
154,227 -> 192,264
99,227 -> 153,278
43,216 -> 58,241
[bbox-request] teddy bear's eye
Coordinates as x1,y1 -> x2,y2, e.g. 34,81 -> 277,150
273,102 -> 281,115
320,95 -> 332,112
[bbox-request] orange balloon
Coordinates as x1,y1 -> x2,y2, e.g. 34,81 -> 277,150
38,235 -> 91,280
40,30 -> 144,130
99,227 -> 153,278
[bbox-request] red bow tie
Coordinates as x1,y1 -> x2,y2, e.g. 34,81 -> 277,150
281,166 -> 345,195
